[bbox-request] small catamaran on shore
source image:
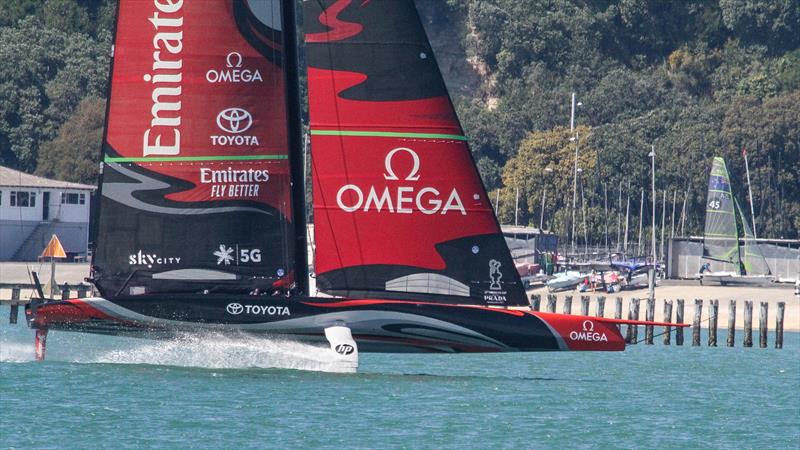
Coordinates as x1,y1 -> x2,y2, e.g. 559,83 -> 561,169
26,0 -> 677,371
700,157 -> 774,286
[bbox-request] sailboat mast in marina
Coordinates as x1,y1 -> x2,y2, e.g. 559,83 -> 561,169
25,0 -> 680,370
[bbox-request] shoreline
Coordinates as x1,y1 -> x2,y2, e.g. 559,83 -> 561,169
2,262 -> 797,331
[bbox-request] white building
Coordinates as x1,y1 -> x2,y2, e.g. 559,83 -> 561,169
0,166 -> 95,261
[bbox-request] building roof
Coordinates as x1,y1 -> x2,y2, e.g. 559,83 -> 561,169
0,166 -> 95,190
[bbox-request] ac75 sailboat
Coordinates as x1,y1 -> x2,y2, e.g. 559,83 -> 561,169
25,0 -> 677,371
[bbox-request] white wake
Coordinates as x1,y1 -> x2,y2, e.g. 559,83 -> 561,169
86,333 -> 352,373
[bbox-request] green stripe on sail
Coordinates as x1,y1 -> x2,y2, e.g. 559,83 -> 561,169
705,232 -> 738,238
104,155 -> 288,163
311,129 -> 468,141
706,209 -> 735,215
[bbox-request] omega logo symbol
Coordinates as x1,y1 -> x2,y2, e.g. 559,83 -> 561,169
582,320 -> 594,332
226,51 -> 243,68
383,147 -> 420,181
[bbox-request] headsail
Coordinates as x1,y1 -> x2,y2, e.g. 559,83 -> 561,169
735,199 -> 771,275
92,0 -> 299,297
305,0 -> 527,307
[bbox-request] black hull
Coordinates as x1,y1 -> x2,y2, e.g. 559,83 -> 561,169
26,294 -> 628,353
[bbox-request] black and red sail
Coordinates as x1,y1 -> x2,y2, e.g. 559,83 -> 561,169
93,0 -> 297,297
305,0 -> 526,307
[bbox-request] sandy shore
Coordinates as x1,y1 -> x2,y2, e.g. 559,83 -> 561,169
528,283 -> 799,331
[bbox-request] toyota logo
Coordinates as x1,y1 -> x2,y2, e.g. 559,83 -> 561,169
226,303 -> 244,315
216,108 -> 253,134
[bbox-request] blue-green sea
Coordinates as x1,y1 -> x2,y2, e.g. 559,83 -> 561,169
1,305 -> 798,449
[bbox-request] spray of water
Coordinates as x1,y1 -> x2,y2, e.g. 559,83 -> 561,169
89,332 -> 352,372
0,342 -> 37,363
1,331 -> 354,373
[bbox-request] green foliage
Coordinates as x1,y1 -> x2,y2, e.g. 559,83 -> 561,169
0,15 -> 110,171
36,96 -> 105,185
0,0 -> 797,241
451,0 -> 799,239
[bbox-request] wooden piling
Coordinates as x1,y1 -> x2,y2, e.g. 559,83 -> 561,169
9,287 -> 21,324
759,302 -> 768,348
776,302 -> 785,349
744,300 -> 753,348
596,296 -> 605,318
563,296 -> 573,315
645,297 -> 655,345
547,294 -> 557,313
625,298 -> 640,344
61,283 -> 70,300
663,300 -> 673,345
615,297 -> 623,332
708,299 -> 718,347
530,294 -> 541,311
676,299 -> 684,346
580,296 -> 590,316
727,300 -> 736,347
77,285 -> 88,298
692,299 -> 703,346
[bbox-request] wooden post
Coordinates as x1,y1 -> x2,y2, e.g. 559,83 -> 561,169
744,300 -> 753,348
759,301 -> 768,348
692,299 -> 703,346
727,300 -> 736,347
676,299 -> 685,346
615,297 -> 623,332
645,297 -> 655,345
663,300 -> 673,345
596,296 -> 605,318
563,295 -> 573,315
9,287 -> 21,324
626,298 -> 640,344
61,283 -> 70,300
708,299 -> 718,347
547,294 -> 557,313
530,294 -> 541,311
776,302 -> 785,349
77,285 -> 88,298
580,296 -> 590,316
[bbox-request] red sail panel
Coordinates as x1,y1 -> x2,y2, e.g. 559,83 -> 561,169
93,0 -> 296,297
306,0 -> 526,306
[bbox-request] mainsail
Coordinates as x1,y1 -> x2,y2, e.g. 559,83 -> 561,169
92,0 -> 300,297
702,157 -> 740,271
305,0 -> 526,307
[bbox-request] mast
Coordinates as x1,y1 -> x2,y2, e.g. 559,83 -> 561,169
604,182 -> 609,253
616,181 -> 622,252
623,181 -> 630,257
743,146 -> 757,239
637,190 -> 644,256
660,190 -> 666,261
283,0 -> 308,295
650,145 -> 656,265
670,189 -> 677,240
